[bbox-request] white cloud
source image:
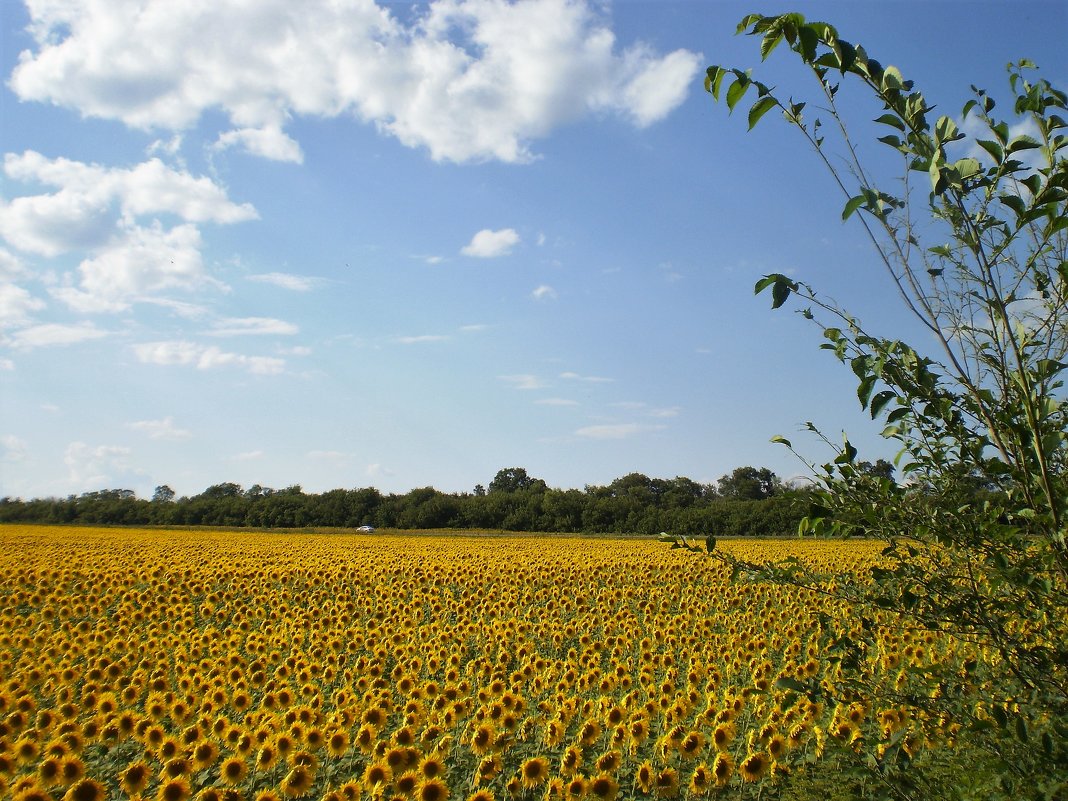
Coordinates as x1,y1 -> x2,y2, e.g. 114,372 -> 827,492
461,228 -> 520,258
2,435 -> 28,462
247,272 -> 317,291
535,397 -> 578,406
0,248 -> 28,280
8,322 -> 107,349
214,125 -> 304,163
531,284 -> 557,301
133,340 -> 285,374
127,416 -> 191,440
231,450 -> 264,461
648,406 -> 681,418
208,317 -> 299,336
499,373 -> 546,390
0,359 -> 14,371
64,441 -> 133,488
366,462 -> 396,479
9,1 -> 701,164
459,323 -> 488,332
575,422 -> 663,440
0,283 -> 46,328
0,151 -> 256,313
396,334 -> 449,344
560,370 -> 612,383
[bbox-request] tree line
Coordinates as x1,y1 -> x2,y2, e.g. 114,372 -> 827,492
0,464 -> 896,536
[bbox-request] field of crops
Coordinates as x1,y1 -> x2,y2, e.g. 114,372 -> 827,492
0,526 -> 965,801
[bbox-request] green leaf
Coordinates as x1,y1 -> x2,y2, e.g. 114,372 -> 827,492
1016,716 -> 1029,743
991,705 -> 1008,728
881,65 -> 904,91
842,194 -> 866,220
774,677 -> 808,693
976,139 -> 1004,162
726,77 -> 750,112
706,66 -> 726,99
748,96 -> 778,130
869,390 -> 896,419
770,435 -> 793,448
874,113 -> 905,131
760,31 -> 784,60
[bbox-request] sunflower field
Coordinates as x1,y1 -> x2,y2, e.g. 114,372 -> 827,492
1,525 -> 974,801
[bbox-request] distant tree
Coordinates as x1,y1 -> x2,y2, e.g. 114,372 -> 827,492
856,458 -> 895,482
488,467 -> 546,494
152,485 -> 176,503
716,466 -> 781,500
199,482 -> 243,499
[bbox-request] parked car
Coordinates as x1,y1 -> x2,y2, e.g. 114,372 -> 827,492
356,525 -> 375,533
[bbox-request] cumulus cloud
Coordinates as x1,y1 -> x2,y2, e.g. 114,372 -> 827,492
207,317 -> 299,336
64,441 -> 134,488
531,284 -> 557,301
461,228 -> 520,258
127,416 -> 192,440
213,125 -> 304,163
9,0 -> 701,164
0,151 -> 256,312
0,283 -> 46,328
2,435 -> 28,462
133,340 -> 284,374
247,272 -> 318,291
8,322 -> 107,349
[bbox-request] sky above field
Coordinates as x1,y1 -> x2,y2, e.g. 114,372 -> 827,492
1,0 -> 1065,500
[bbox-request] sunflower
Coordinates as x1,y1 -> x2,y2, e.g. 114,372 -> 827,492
280,766 -> 314,798
711,753 -> 732,787
38,758 -> 62,787
219,756 -> 248,786
156,777 -> 193,801
738,752 -> 769,783
419,754 -> 446,780
15,784 -> 54,801
654,768 -> 678,799
679,731 -> 705,760
59,757 -> 85,787
193,740 -> 220,770
586,775 -> 618,801
416,778 -> 449,801
466,792 -> 495,801
362,762 -> 392,792
559,746 -> 582,776
475,754 -> 502,785
469,724 -> 494,755
519,757 -> 549,789
711,724 -> 734,751
395,771 -> 420,796
634,761 -> 654,794
61,779 -> 108,801
255,745 -> 277,772
120,761 -> 152,796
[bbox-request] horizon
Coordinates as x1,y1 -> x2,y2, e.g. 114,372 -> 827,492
2,1 -> 1065,499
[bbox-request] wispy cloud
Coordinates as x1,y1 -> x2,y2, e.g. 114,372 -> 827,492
462,228 -> 520,258
576,423 -> 663,440
535,398 -> 578,406
248,272 -> 318,291
560,371 -> 613,383
500,374 -> 547,390
531,284 -> 557,301
127,416 -> 192,440
133,340 -> 285,374
9,322 -> 108,349
207,317 -> 299,336
231,450 -> 264,461
395,334 -> 450,344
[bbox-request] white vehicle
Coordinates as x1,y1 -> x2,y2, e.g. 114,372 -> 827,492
356,525 -> 375,533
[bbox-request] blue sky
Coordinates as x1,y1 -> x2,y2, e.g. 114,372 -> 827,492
1,0 -> 1065,499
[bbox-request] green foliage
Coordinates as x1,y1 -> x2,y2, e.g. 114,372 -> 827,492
697,11 -> 1068,800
